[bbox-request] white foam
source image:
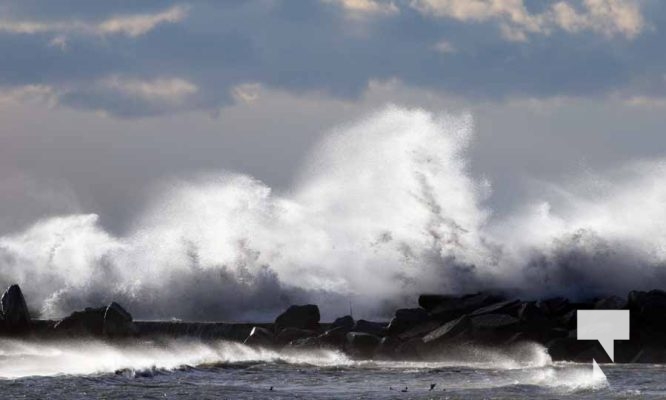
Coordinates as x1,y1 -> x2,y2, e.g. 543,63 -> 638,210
1,106 -> 666,320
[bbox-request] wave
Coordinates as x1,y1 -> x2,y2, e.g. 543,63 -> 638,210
1,105 -> 666,320
0,338 -> 555,379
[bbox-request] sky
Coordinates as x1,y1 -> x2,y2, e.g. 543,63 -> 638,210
1,0 -> 666,235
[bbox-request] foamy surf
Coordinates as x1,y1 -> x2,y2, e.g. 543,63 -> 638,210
0,338 -> 556,379
0,340 -> 643,399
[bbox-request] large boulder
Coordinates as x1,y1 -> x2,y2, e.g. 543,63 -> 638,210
428,292 -> 505,321
244,326 -> 275,347
345,332 -> 380,358
286,336 -> 321,350
103,302 -> 136,337
422,315 -> 471,347
386,308 -> 429,335
537,297 -> 571,317
276,328 -> 318,345
352,320 -> 386,336
331,315 -> 355,331
54,302 -> 135,337
318,326 -> 349,347
517,301 -> 547,322
418,294 -> 458,312
470,299 -> 521,317
470,314 -> 520,344
628,290 -> 666,328
547,337 -> 612,363
595,295 -> 627,310
274,304 -> 320,333
1,284 -> 30,332
397,320 -> 440,341
54,306 -> 106,336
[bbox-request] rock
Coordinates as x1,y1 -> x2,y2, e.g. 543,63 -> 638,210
418,294 -> 458,312
274,304 -> 320,333
318,326 -> 349,347
470,299 -> 521,317
595,295 -> 627,310
345,332 -> 380,358
53,302 -> 135,338
471,314 -> 519,330
537,297 -> 571,317
547,337 -> 611,363
352,320 -> 386,336
103,302 -> 136,337
386,308 -> 428,335
1,284 -> 30,332
375,336 -> 401,358
630,347 -> 666,363
628,290 -> 666,328
397,320 -> 440,341
422,315 -> 471,347
54,306 -> 106,336
517,301 -> 546,322
429,292 -> 505,322
331,315 -> 354,331
287,336 -> 321,350
394,338 -> 424,360
559,309 -> 577,330
276,328 -> 317,345
470,314 -> 520,343
244,326 -> 275,347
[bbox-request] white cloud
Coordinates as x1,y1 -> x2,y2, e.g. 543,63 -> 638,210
0,5 -> 188,37
49,35 -> 68,51
623,96 -> 666,108
0,85 -> 58,106
325,0 -> 399,17
98,5 -> 188,37
102,76 -> 198,103
231,83 -> 263,104
433,39 -> 457,53
410,0 -> 644,41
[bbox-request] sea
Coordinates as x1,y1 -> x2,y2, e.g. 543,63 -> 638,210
0,338 -> 663,399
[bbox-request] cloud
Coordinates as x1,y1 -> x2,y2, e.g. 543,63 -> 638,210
325,0 -> 399,17
97,5 -> 189,37
102,76 -> 198,103
231,83 -> 263,104
410,0 -> 644,41
0,85 -> 57,106
0,5 -> 188,37
433,39 -> 456,53
623,96 -> 666,108
0,0 -> 659,117
48,35 -> 67,51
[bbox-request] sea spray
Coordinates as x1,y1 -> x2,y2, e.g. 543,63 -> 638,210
1,106 -> 666,320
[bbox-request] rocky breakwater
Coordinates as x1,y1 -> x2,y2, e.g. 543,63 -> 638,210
3,281 -> 666,364
244,290 -> 666,364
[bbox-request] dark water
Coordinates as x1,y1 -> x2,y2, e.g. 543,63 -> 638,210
0,339 -> 663,399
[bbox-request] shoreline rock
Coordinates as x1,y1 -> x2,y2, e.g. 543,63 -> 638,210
3,283 -> 666,364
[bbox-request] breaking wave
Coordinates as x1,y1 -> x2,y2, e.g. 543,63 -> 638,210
0,338 -> 553,379
1,106 -> 666,320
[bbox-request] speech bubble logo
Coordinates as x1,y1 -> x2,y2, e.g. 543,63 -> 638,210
577,310 -> 630,362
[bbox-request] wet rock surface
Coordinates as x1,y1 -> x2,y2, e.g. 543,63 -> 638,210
4,284 -> 666,363
1,284 -> 30,332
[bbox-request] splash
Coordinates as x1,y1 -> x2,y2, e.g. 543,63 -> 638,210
1,106 -> 666,320
0,338 -> 350,379
0,338 -> 554,379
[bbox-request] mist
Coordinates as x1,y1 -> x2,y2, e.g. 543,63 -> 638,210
1,106 -> 665,321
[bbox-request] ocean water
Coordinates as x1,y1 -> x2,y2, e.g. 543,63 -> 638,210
0,338 -> 663,399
